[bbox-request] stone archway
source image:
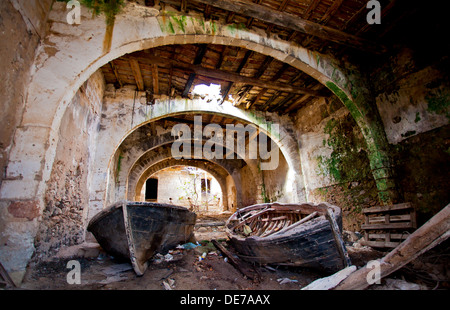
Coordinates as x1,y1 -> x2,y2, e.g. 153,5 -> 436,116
93,102 -> 303,217
0,2 -> 398,281
2,1 -> 366,208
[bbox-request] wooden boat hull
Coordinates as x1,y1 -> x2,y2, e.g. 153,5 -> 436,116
226,202 -> 351,274
87,201 -> 197,275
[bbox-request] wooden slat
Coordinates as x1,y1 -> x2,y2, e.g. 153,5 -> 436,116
362,202 -> 413,214
109,61 -> 123,88
368,233 -> 409,240
223,49 -> 252,104
182,44 -> 208,97
362,240 -> 403,248
327,208 -> 352,267
361,222 -> 414,230
368,214 -> 411,224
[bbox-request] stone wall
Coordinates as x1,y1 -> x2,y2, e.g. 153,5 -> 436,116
294,47 -> 450,229
0,0 -> 51,187
371,47 -> 450,224
295,97 -> 379,230
0,0 -> 53,284
33,70 -> 105,261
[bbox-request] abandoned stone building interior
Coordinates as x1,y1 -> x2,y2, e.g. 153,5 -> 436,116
0,0 -> 449,291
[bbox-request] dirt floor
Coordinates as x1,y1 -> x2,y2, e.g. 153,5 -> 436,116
19,213 -> 449,290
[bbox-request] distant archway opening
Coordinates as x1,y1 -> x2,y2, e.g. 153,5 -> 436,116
140,166 -> 224,214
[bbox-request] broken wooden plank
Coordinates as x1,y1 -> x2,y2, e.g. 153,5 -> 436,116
302,265 -> 357,290
231,207 -> 274,231
211,239 -> 259,281
334,203 -> 450,290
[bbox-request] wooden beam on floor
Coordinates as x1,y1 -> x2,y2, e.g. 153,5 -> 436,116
334,203 -> 450,290
191,0 -> 384,53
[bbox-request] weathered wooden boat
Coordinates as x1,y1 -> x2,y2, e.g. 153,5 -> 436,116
226,202 -> 351,274
87,201 -> 197,275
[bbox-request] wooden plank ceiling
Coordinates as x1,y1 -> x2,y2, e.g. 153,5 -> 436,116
101,0 -> 405,114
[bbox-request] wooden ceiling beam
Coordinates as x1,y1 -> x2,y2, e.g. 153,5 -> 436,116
152,64 -> 159,95
134,53 -> 327,97
182,44 -> 208,98
221,49 -> 253,104
237,55 -> 274,108
191,0 -> 384,53
129,58 -> 145,91
109,61 -> 123,88
284,83 -> 324,113
302,0 -> 344,48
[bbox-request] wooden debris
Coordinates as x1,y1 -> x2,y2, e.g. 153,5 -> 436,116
0,261 -> 16,288
334,203 -> 450,290
302,265 -> 357,290
211,239 -> 260,282
327,208 -> 352,267
361,202 -> 417,248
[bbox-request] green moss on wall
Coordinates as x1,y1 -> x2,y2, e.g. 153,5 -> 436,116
316,115 -> 372,184
426,91 -> 450,119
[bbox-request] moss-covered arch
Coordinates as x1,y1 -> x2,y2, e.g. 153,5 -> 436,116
324,75 -> 399,205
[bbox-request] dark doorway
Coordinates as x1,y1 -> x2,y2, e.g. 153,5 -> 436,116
145,178 -> 158,201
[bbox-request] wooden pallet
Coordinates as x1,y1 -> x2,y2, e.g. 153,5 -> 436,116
361,202 -> 417,248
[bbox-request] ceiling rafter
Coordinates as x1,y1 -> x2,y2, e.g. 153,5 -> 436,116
182,44 -> 208,98
190,0 -> 384,53
129,58 -> 145,91
222,49 -> 253,104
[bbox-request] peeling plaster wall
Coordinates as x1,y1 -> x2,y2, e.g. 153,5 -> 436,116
0,0 -> 52,284
261,148 -> 290,203
33,70 -> 105,262
0,0 -> 51,187
373,48 -> 450,145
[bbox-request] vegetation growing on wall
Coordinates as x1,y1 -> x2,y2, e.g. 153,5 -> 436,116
312,114 -> 380,230
316,115 -> 372,184
426,90 -> 450,120
58,0 -> 125,25
58,0 -> 125,52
